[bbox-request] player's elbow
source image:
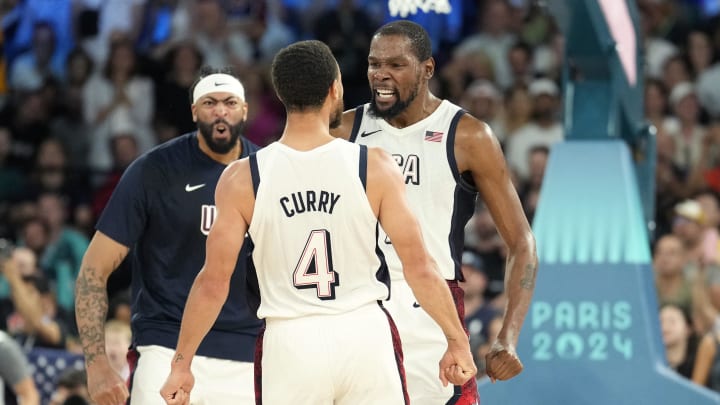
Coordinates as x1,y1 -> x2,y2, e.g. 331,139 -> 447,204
403,256 -> 441,287
508,232 -> 537,263
196,267 -> 232,300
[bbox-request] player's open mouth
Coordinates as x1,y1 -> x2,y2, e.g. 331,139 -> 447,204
375,88 -> 396,101
214,124 -> 228,134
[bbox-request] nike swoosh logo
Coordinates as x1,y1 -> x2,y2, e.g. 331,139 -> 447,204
360,129 -> 381,137
412,302 -> 421,308
185,183 -> 206,192
214,82 -> 227,86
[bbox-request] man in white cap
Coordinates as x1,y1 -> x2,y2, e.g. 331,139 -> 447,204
504,77 -> 564,181
75,67 -> 262,405
663,81 -> 704,172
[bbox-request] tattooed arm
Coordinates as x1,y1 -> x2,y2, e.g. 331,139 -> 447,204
75,231 -> 130,405
456,116 -> 538,381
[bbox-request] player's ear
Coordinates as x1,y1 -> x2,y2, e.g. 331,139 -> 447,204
191,103 -> 198,122
330,79 -> 342,102
424,57 -> 435,80
241,100 -> 249,120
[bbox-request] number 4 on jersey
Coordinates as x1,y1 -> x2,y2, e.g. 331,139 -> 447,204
293,229 -> 340,300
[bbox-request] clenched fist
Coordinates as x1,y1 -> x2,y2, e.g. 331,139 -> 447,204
485,341 -> 523,382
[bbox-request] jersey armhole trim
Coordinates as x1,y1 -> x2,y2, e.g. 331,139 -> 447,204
359,144 -> 368,190
348,105 -> 365,143
446,110 -> 477,193
249,152 -> 260,196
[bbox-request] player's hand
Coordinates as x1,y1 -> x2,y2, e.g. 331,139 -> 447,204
160,368 -> 195,405
86,361 -> 130,405
485,340 -> 523,382
438,339 -> 477,386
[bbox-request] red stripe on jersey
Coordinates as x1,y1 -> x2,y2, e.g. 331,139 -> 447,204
379,301 -> 411,404
254,325 -> 267,405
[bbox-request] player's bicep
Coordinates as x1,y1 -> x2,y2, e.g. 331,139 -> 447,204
80,231 -> 130,279
460,121 -> 531,248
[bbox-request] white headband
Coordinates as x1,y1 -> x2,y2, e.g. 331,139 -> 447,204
193,73 -> 245,104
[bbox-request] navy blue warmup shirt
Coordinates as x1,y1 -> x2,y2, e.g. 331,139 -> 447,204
96,132 -> 261,361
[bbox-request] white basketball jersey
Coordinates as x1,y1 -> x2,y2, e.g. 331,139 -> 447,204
248,140 -> 389,320
351,100 -> 477,281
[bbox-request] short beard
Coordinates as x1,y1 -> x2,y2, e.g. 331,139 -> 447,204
330,99 -> 344,129
368,81 -> 419,120
197,118 -> 245,154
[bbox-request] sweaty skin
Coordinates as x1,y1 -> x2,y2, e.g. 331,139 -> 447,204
330,32 -> 537,383
160,71 -> 477,403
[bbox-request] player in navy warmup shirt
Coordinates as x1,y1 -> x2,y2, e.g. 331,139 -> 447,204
75,67 -> 261,405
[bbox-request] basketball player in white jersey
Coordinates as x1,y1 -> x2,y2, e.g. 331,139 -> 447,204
331,20 -> 538,405
160,40 -> 476,405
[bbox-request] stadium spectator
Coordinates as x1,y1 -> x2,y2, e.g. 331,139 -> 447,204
104,320 -> 131,381
660,303 -> 699,380
48,368 -> 90,405
662,81 -> 706,173
82,37 -> 155,176
0,246 -> 72,350
505,77 -> 563,181
654,234 -> 694,315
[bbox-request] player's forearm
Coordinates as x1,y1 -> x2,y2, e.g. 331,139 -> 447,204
9,282 -> 60,345
14,377 -> 40,405
172,269 -> 229,370
499,234 -> 537,345
75,264 -> 111,366
8,279 -> 45,332
406,262 -> 467,343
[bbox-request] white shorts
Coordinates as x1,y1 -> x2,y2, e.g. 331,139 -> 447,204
128,345 -> 254,404
384,279 -> 478,405
257,303 -> 407,405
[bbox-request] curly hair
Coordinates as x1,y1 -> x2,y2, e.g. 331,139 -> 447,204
271,40 -> 338,112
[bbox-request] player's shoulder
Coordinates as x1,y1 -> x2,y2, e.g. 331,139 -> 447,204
218,155 -> 253,194
222,156 -> 251,180
453,109 -> 498,148
121,133 -> 198,185
141,132 -> 195,166
366,146 -> 400,178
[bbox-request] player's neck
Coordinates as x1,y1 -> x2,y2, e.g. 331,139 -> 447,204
197,133 -> 242,165
279,111 -> 335,151
385,92 -> 442,129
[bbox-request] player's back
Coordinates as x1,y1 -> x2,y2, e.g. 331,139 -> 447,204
248,139 -> 389,320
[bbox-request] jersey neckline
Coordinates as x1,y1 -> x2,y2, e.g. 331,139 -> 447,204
369,99 -> 451,136
272,138 -> 343,155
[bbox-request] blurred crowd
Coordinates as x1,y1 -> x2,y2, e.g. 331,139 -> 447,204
1,0 -> 720,402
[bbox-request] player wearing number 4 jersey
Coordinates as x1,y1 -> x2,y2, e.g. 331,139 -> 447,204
331,20 -> 538,405
160,40 -> 476,405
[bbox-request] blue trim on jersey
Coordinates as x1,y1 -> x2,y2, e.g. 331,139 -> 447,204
245,236 -> 261,316
359,145 -> 368,190
446,386 -> 462,404
446,110 -> 478,193
374,223 -> 391,300
249,152 -> 260,197
445,112 -> 479,281
348,105 -> 365,143
448,186 -> 477,282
